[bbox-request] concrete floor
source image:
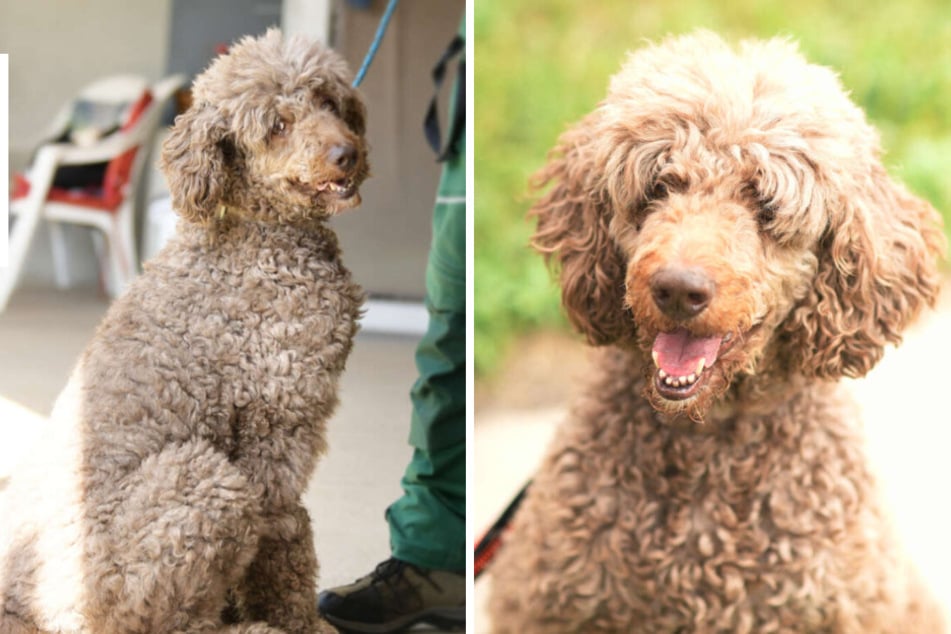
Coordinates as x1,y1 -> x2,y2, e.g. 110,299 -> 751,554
0,284 -> 455,632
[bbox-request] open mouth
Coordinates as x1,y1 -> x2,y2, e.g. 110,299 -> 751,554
293,176 -> 358,200
651,328 -> 733,401
316,177 -> 357,199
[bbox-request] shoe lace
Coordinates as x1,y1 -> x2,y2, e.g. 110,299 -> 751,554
370,557 -> 406,582
370,557 -> 444,594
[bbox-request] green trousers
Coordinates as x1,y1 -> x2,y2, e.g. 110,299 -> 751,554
384,116 -> 466,573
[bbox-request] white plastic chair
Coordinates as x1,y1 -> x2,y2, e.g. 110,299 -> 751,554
1,73 -> 186,311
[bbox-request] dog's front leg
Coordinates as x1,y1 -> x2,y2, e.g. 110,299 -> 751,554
243,504 -> 338,634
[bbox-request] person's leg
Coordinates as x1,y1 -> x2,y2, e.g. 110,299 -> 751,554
386,147 -> 466,572
320,14 -> 467,631
318,127 -> 466,633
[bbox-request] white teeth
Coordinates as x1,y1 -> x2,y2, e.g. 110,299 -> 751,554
657,356 -> 711,390
318,180 -> 351,193
660,372 -> 699,388
652,350 -> 660,367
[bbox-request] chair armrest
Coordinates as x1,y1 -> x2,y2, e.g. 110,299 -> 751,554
153,74 -> 188,102
40,129 -> 143,166
13,133 -> 140,207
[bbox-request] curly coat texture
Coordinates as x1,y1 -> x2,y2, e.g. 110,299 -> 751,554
0,30 -> 367,634
487,32 -> 947,633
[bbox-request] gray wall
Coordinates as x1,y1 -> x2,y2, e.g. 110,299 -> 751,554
167,0 -> 282,80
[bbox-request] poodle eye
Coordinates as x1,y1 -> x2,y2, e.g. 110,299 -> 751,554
272,118 -> 290,138
647,180 -> 670,201
319,97 -> 339,115
757,200 -> 778,225
744,183 -> 777,225
646,175 -> 684,201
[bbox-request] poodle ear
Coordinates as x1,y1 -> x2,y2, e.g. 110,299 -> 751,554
160,104 -> 232,224
530,127 -> 635,345
784,165 -> 946,378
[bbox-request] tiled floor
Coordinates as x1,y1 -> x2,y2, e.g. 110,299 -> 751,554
0,285 -> 455,632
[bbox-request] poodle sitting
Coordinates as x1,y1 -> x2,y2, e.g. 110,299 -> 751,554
0,30 -> 368,634
487,32 -> 946,633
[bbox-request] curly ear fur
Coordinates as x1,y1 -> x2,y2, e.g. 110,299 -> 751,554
160,104 -> 232,224
784,165 -> 946,378
530,124 -> 635,345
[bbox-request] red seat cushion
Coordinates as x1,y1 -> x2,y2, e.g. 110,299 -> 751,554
12,89 -> 153,212
100,90 -> 153,209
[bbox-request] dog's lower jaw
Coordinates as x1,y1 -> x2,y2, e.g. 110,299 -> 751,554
287,172 -> 367,213
644,375 -> 721,424
324,191 -> 362,215
300,187 -> 363,218
643,351 -> 769,425
645,361 -> 815,426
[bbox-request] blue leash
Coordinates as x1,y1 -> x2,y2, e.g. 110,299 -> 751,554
352,0 -> 400,88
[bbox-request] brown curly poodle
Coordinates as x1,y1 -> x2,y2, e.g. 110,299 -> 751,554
486,32 -> 947,633
0,29 -> 367,633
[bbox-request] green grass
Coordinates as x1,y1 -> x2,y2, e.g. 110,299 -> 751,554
474,0 -> 951,375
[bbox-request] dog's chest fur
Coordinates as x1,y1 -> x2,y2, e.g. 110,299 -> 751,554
521,350 -> 890,630
79,220 -> 364,508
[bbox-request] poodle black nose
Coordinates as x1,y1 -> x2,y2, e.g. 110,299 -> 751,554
328,144 -> 357,171
650,266 -> 715,321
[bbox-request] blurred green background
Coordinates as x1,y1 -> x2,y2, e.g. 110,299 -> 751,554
473,0 -> 951,376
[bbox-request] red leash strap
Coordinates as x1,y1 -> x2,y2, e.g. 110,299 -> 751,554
474,481 -> 531,579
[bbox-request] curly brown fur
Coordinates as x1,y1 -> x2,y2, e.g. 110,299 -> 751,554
0,29 -> 367,634
488,32 -> 946,633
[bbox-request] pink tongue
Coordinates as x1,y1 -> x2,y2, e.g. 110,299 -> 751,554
652,329 -> 722,377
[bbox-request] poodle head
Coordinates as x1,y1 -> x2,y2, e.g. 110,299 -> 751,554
160,28 -> 369,227
532,31 -> 945,421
